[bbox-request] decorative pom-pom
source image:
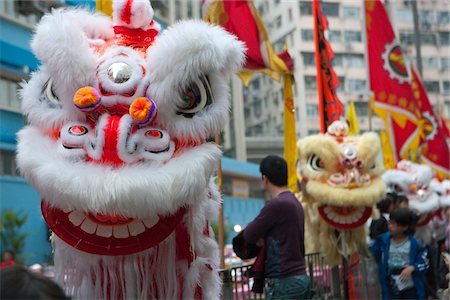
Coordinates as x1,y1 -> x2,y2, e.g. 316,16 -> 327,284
73,87 -> 101,111
129,97 -> 157,125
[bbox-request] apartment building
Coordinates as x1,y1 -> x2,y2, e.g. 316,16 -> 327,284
243,0 -> 450,162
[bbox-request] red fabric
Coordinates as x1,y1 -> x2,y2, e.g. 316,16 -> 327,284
0,260 -> 15,270
206,1 -> 263,69
313,0 -> 344,132
121,0 -> 133,25
365,0 -> 423,162
113,26 -> 158,48
204,0 -> 290,71
411,67 -> 450,178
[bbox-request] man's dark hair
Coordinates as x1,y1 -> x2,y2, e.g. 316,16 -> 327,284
0,266 -> 70,299
390,207 -> 413,232
394,194 -> 408,206
376,197 -> 392,214
260,155 -> 288,187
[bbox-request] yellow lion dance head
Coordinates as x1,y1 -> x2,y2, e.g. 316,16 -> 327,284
297,121 -> 385,265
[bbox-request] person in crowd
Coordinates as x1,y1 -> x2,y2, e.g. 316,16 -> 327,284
370,207 -> 428,300
0,265 -> 70,299
0,250 -> 16,270
370,193 -> 396,240
393,195 -> 409,209
242,155 -> 310,300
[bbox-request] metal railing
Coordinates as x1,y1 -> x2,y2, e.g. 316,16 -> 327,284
219,253 -> 381,300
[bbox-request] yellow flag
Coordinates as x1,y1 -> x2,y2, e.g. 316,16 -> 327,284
283,74 -> 298,193
346,101 -> 360,135
380,130 -> 396,169
96,0 -> 113,17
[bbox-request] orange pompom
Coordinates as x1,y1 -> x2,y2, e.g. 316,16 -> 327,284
129,97 -> 157,125
73,87 -> 101,111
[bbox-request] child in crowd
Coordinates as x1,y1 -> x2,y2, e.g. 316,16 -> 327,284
370,207 -> 428,300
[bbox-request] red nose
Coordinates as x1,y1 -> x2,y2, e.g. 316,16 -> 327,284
89,115 -> 124,165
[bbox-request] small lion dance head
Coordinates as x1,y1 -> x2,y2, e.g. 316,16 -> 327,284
298,121 -> 385,265
16,0 -> 245,298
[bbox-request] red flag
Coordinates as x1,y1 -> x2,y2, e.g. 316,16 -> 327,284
365,0 -> 423,165
312,0 -> 344,133
202,0 -> 292,84
410,66 -> 450,179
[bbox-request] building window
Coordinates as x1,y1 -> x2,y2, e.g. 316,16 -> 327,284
342,6 -> 360,19
421,33 -> 437,45
305,76 -> 317,90
299,1 -> 312,15
327,30 -> 341,43
344,31 -> 362,43
321,2 -> 339,17
354,102 -> 368,117
347,79 -> 367,92
424,81 -> 440,94
437,11 -> 450,25
275,16 -> 282,28
308,129 -> 321,135
397,9 -> 413,23
439,32 -> 450,46
187,1 -> 193,18
275,0 -> 281,4
288,8 -> 293,21
419,10 -> 434,30
332,53 -> 344,67
423,57 -> 439,69
442,57 -> 450,70
306,104 -> 319,117
301,29 -> 314,41
337,76 -> 346,92
346,54 -> 365,68
0,78 -> 21,111
443,81 -> 450,94
0,150 -> 19,176
302,52 -> 315,66
400,32 -> 414,45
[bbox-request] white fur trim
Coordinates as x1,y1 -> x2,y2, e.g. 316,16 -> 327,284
17,126 -> 221,218
147,20 -> 245,140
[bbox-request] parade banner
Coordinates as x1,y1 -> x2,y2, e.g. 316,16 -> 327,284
346,101 -> 360,135
203,0 -> 292,84
411,66 -> 450,179
203,0 -> 298,192
365,0 -> 423,165
312,0 -> 344,133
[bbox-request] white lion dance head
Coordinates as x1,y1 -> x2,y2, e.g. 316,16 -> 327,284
297,121 -> 385,265
16,0 -> 245,298
382,160 -> 439,245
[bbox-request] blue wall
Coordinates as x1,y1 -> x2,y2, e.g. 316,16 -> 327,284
0,177 -> 52,263
223,196 -> 264,244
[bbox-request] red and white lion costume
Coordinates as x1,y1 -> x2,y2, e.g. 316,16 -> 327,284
16,0 -> 245,298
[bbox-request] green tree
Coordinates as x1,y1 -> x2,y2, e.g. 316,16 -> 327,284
0,210 -> 29,263
210,220 -> 231,245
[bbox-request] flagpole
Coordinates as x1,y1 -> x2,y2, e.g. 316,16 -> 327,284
313,0 -> 325,134
362,0 -> 373,132
215,133 -> 225,269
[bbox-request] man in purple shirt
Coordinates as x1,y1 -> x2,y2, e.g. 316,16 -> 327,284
243,155 -> 311,299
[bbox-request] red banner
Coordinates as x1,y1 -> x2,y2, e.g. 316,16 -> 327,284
365,0 -> 423,164
202,0 -> 292,81
411,66 -> 450,179
313,0 -> 344,133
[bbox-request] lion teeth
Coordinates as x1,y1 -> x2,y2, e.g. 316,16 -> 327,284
80,218 -> 97,234
96,225 -> 113,237
128,221 -> 145,236
113,225 -> 129,238
69,210 -> 86,226
143,215 -> 159,228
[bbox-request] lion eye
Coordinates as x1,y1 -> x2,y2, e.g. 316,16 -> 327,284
308,154 -> 325,171
177,75 -> 213,118
41,78 -> 61,108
